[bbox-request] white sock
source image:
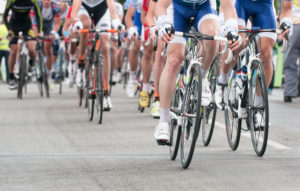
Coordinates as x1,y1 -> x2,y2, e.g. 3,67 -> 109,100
129,71 -> 136,80
143,83 -> 150,92
160,108 -> 170,123
254,95 -> 263,107
201,68 -> 208,79
218,73 -> 229,85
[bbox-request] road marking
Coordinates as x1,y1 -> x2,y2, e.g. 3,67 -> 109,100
214,121 -> 292,150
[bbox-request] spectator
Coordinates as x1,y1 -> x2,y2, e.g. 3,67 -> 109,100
283,2 -> 300,102
0,19 -> 10,83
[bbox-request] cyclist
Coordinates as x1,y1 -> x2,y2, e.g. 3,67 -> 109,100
215,0 -> 293,126
36,0 -> 61,81
154,0 -> 240,144
147,0 -> 217,118
70,0 -> 122,111
111,0 -> 125,84
124,0 -> 143,98
138,0 -> 155,109
146,0 -> 162,118
3,0 -> 42,90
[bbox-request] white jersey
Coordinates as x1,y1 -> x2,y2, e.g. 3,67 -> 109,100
210,0 -> 216,10
82,0 -> 105,7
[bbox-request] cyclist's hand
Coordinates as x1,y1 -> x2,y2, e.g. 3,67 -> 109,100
157,15 -> 174,43
50,30 -> 59,40
128,26 -> 138,39
150,25 -> 158,40
112,18 -> 121,29
224,19 -> 241,51
227,32 -> 242,51
7,30 -> 14,40
280,17 -> 293,40
71,19 -> 83,33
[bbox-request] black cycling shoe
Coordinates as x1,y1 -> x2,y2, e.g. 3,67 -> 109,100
284,96 -> 293,103
157,140 -> 171,146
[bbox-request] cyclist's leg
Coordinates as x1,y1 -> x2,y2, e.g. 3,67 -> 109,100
43,40 -> 53,71
140,29 -> 154,107
196,3 -> 220,106
78,7 -> 91,64
153,39 -> 165,99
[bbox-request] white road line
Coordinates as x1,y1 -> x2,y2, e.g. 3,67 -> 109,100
214,121 -> 292,150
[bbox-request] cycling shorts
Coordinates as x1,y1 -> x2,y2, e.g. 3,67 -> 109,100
168,0 -> 218,44
133,10 -> 142,36
78,1 -> 111,35
235,0 -> 277,41
9,17 -> 35,45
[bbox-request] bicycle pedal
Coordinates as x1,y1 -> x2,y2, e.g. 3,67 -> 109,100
157,140 -> 171,146
254,126 -> 264,131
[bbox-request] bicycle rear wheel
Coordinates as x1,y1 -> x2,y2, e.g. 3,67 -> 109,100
247,60 -> 269,156
180,64 -> 202,169
202,60 -> 219,146
96,64 -> 104,124
169,84 -> 182,160
224,72 -> 241,151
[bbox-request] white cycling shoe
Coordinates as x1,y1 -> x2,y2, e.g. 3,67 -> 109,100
154,122 -> 170,145
126,79 -> 136,98
201,78 -> 212,106
103,96 -> 113,111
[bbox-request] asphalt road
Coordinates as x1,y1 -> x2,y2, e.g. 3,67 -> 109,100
0,82 -> 299,191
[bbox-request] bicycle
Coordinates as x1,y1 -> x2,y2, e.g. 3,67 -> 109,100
35,36 -> 50,98
223,28 -> 279,156
56,37 -> 66,95
82,28 -> 118,123
168,30 -> 228,169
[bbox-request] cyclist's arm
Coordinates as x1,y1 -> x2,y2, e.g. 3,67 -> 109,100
33,0 -> 43,33
106,0 -> 118,21
53,4 -> 61,32
155,0 -> 171,18
280,1 -> 293,19
3,0 -> 13,31
146,0 -> 156,27
70,0 -> 82,20
220,0 -> 238,21
125,6 -> 136,28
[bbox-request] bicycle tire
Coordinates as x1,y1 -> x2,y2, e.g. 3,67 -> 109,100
96,63 -> 104,124
87,63 -> 95,121
169,85 -> 182,160
17,55 -> 27,99
36,54 -> 44,97
59,50 -> 64,95
202,60 -> 219,146
180,64 -> 202,169
247,60 -> 269,156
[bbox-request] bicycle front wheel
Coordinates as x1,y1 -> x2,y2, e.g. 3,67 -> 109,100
224,72 -> 241,151
180,64 -> 202,169
86,64 -> 95,121
17,55 -> 27,99
202,60 -> 219,146
96,64 -> 104,124
247,60 -> 269,156
169,84 -> 183,160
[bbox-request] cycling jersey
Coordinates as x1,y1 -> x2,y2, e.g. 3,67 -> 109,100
3,0 -> 42,34
82,0 -> 105,8
38,1 -> 61,35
